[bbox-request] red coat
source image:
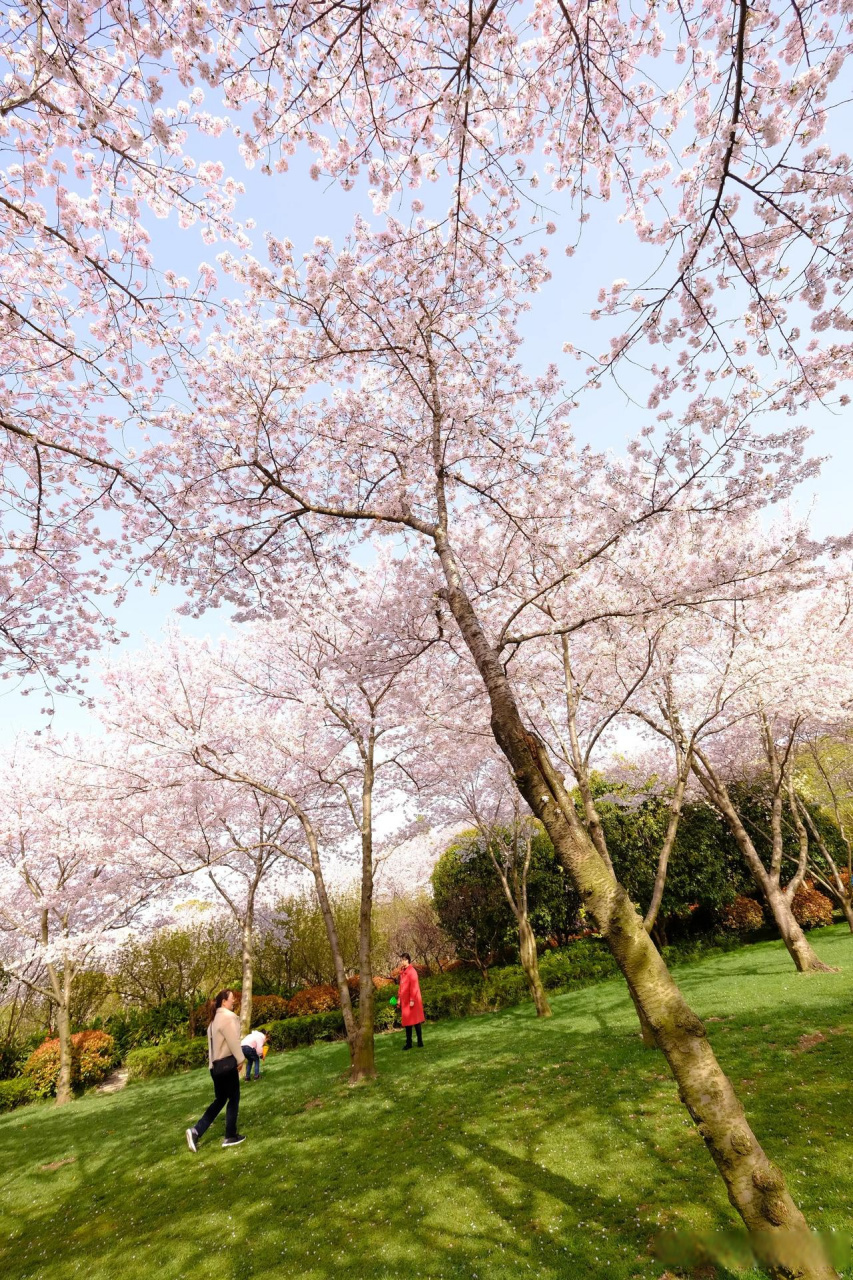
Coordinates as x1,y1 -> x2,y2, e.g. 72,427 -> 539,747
398,964 -> 424,1027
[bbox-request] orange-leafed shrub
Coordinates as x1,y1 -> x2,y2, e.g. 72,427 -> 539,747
193,992 -> 291,1030
249,996 -> 289,1026
720,896 -> 764,933
23,1030 -> 116,1097
389,962 -> 432,981
791,881 -> 834,930
286,985 -> 340,1016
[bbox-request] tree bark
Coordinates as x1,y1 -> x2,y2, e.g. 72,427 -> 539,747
352,743 -> 377,1083
55,999 -> 73,1107
49,963 -> 75,1108
518,915 -> 551,1018
240,896 -> 255,1036
643,764 -> 690,936
290,804 -> 361,1070
435,537 -> 837,1279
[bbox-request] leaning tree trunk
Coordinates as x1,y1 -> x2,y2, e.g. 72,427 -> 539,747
766,881 -> 834,974
518,915 -> 551,1018
436,542 -> 837,1280
798,802 -> 853,935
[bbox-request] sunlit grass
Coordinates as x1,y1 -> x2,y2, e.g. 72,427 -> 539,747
1,927 -> 851,1280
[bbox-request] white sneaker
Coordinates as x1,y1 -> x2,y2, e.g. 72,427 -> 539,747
186,1128 -> 198,1153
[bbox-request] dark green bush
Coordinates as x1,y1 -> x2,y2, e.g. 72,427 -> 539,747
419,980 -> 477,1021
0,1076 -> 36,1112
259,1011 -> 347,1052
106,999 -> 191,1055
0,1035 -> 43,1082
538,938 -> 619,990
432,827 -> 582,968
373,1003 -> 397,1032
125,1036 -> 208,1082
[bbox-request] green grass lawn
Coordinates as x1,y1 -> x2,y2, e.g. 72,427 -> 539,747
2,928 -> 852,1280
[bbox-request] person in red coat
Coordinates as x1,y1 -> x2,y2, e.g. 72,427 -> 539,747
398,954 -> 424,1049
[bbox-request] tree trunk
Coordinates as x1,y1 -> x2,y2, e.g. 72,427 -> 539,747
841,896 -> 853,934
518,915 -> 551,1018
45,953 -> 75,1107
436,543 -> 837,1279
766,882 -> 831,974
55,995 -> 73,1107
240,903 -> 254,1036
351,746 -> 377,1083
627,980 -> 658,1048
291,806 -> 361,1068
798,801 -> 853,935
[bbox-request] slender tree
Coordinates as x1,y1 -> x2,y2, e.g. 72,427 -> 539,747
459,759 -> 553,1017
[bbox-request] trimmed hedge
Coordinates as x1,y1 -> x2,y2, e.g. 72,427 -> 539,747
259,1011 -> 347,1051
0,1077 -> 37,1112
126,1036 -> 209,1082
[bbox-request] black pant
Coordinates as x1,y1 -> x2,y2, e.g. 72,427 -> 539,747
405,1023 -> 423,1047
194,1067 -> 240,1140
243,1046 -> 261,1079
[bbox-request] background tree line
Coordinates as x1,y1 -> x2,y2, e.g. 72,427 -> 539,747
3,763 -> 846,1076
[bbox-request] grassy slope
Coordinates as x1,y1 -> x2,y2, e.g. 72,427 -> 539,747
2,928 -> 852,1280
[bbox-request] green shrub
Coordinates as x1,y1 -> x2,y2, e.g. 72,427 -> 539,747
419,979 -> 476,1021
23,1031 -> 117,1098
0,1077 -> 36,1112
481,968 -> 532,1010
259,1011 -> 347,1051
660,933 -> 746,967
125,1036 -> 209,1083
0,1034 -> 44,1082
106,999 -> 191,1054
373,1003 -> 397,1032
538,938 -> 619,989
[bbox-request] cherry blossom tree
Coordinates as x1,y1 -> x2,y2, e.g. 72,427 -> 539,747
0,742 -> 164,1104
142,220 -> 846,1274
5,6 -> 853,1273
103,567 -> 445,1081
113,774 -> 298,1034
629,573 -> 853,973
0,2 -> 247,695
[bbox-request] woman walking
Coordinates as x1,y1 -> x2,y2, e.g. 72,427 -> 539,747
398,955 -> 425,1050
186,989 -> 246,1151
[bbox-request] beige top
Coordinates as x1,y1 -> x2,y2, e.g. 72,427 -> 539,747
207,1008 -> 246,1069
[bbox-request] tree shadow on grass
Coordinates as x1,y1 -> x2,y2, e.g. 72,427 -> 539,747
1,952 -> 851,1280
